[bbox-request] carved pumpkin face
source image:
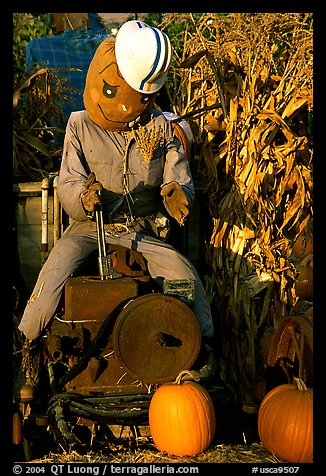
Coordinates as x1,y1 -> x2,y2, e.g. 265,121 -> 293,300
83,37 -> 155,131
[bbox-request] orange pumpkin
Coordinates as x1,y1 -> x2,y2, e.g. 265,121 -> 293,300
292,228 -> 313,259
295,254 -> 313,301
258,378 -> 313,463
149,371 -> 216,456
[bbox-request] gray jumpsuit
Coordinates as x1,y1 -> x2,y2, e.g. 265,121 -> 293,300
18,109 -> 214,340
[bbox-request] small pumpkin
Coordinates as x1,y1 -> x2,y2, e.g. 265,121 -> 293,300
295,254 -> 313,301
149,370 -> 216,456
258,377 -> 313,463
292,228 -> 313,259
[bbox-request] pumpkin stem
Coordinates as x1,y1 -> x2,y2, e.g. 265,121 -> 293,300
175,370 -> 200,384
293,376 -> 308,391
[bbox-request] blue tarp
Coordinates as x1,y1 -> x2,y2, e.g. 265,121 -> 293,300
26,14 -> 108,125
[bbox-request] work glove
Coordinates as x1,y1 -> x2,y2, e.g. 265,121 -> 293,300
81,172 -> 103,213
160,181 -> 189,226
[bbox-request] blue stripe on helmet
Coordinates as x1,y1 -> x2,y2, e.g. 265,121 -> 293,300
139,27 -> 162,91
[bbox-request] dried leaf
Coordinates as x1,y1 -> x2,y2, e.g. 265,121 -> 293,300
14,130 -> 51,158
176,50 -> 207,69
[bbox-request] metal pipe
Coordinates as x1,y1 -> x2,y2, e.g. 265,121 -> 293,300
95,191 -> 111,280
41,177 -> 50,265
53,174 -> 60,245
95,200 -> 123,280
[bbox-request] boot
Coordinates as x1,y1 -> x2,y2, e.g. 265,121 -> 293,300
188,338 -> 218,382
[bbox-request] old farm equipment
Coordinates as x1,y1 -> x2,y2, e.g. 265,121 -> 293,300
13,175 -> 225,458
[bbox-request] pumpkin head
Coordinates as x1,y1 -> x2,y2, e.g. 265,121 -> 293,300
83,37 -> 156,131
149,371 -> 216,456
258,378 -> 313,463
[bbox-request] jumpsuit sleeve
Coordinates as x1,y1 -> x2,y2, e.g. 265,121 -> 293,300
56,114 -> 90,221
161,120 -> 195,208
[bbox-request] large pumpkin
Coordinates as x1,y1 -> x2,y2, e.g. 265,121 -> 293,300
149,371 -> 216,456
258,378 -> 313,463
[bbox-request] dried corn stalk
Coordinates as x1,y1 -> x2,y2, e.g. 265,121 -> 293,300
163,13 -> 313,402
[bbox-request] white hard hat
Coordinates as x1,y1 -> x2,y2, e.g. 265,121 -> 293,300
115,20 -> 172,94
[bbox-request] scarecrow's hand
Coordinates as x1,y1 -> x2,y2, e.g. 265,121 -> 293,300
160,181 -> 189,226
81,172 -> 103,213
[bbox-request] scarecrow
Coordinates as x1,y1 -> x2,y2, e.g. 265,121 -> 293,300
17,21 -> 216,400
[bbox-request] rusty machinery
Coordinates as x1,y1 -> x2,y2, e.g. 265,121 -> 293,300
15,192 -> 224,456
